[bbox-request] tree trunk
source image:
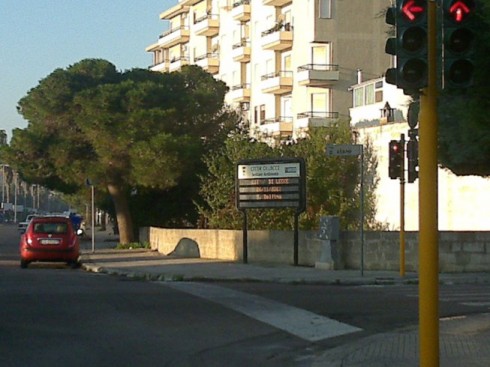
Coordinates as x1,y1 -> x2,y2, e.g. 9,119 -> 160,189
107,183 -> 134,244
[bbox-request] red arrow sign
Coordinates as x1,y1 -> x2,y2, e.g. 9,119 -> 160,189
449,1 -> 471,23
402,0 -> 425,22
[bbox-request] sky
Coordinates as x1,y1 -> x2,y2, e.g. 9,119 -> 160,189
0,0 -> 176,142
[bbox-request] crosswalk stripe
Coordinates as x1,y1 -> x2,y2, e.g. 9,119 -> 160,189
163,282 -> 362,342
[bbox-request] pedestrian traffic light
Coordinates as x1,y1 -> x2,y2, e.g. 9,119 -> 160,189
385,0 -> 428,95
406,138 -> 419,183
442,0 -> 476,88
389,140 -> 404,179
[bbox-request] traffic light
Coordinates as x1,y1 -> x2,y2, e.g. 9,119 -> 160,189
442,0 -> 477,88
389,140 -> 404,179
406,138 -> 419,183
385,0 -> 428,95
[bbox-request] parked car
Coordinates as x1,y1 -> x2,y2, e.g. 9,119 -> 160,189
19,216 -> 82,268
17,214 -> 39,233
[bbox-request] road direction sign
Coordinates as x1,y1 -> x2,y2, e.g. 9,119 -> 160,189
326,144 -> 363,157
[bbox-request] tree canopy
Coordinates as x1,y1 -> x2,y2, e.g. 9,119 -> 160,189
198,123 -> 381,231
2,59 -> 231,243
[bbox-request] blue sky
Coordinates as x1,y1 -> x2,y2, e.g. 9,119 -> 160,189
0,0 -> 176,141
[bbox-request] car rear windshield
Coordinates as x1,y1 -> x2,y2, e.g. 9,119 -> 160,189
33,222 -> 68,234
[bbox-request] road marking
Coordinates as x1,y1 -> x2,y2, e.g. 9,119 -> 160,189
163,282 -> 362,342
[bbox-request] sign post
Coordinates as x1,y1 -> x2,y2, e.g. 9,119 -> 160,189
86,178 -> 95,253
236,158 -> 306,265
326,144 -> 365,275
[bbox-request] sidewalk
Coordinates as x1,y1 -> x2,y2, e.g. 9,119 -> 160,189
79,231 -> 490,366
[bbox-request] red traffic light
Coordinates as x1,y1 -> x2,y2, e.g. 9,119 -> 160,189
402,0 -> 425,22
447,0 -> 474,23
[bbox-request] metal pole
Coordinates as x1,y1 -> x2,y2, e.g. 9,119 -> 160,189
14,173 -> 17,223
1,165 -> 4,204
400,134 -> 406,277
419,1 -> 439,366
294,212 -> 299,266
242,210 -> 248,264
91,185 -> 95,253
360,145 -> 364,276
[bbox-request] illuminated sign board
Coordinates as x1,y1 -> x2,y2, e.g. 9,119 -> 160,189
236,158 -> 306,211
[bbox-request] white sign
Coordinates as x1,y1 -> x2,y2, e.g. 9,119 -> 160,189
238,162 -> 301,179
326,144 -> 362,157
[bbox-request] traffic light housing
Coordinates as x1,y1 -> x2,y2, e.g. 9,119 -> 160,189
389,140 -> 404,179
385,0 -> 428,95
406,138 -> 419,183
442,0 -> 476,88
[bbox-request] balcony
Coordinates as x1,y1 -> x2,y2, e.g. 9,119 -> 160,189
231,0 -> 251,22
261,23 -> 293,51
232,39 -> 251,62
194,14 -> 219,37
229,83 -> 251,102
259,116 -> 293,137
297,64 -> 340,87
168,56 -> 189,72
157,26 -> 190,48
261,71 -> 293,94
296,111 -> 339,129
195,53 -> 219,74
263,0 -> 292,7
149,60 -> 169,73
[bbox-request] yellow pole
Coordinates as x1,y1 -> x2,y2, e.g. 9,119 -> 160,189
400,135 -> 406,277
419,1 -> 439,366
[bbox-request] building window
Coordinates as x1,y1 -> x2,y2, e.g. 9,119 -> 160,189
260,104 -> 266,123
311,93 -> 328,111
319,0 -> 332,19
365,83 -> 375,105
353,87 -> 364,108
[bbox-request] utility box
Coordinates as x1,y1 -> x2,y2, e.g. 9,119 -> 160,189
316,216 -> 340,270
318,216 -> 340,241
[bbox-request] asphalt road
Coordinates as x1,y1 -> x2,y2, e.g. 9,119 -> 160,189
1,223 -> 489,366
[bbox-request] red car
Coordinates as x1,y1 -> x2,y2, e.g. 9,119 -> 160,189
19,216 -> 81,268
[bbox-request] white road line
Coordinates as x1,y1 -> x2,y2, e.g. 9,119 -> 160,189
163,282 -> 362,342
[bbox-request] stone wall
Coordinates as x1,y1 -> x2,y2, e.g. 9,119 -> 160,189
142,227 -> 490,272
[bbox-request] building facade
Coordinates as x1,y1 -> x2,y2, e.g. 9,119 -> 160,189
146,0 -> 392,141
350,77 -> 490,231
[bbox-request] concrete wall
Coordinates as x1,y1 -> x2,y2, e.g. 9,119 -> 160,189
143,227 -> 490,273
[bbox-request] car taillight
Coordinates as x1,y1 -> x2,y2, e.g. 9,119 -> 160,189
69,236 -> 77,247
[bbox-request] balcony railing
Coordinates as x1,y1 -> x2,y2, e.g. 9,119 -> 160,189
261,70 -> 293,94
261,116 -> 293,125
149,59 -> 169,72
158,26 -> 190,48
296,111 -> 339,128
231,0 -> 251,21
261,70 -> 293,81
297,64 -> 340,86
194,53 -> 219,74
169,56 -> 190,72
194,14 -> 220,36
261,22 -> 293,51
232,39 -> 251,62
258,117 -> 293,138
229,83 -> 251,101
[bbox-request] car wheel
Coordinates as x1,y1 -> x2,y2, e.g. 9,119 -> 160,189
20,260 -> 29,269
68,261 -> 80,269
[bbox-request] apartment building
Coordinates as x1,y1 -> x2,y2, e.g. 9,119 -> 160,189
146,0 -> 392,141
